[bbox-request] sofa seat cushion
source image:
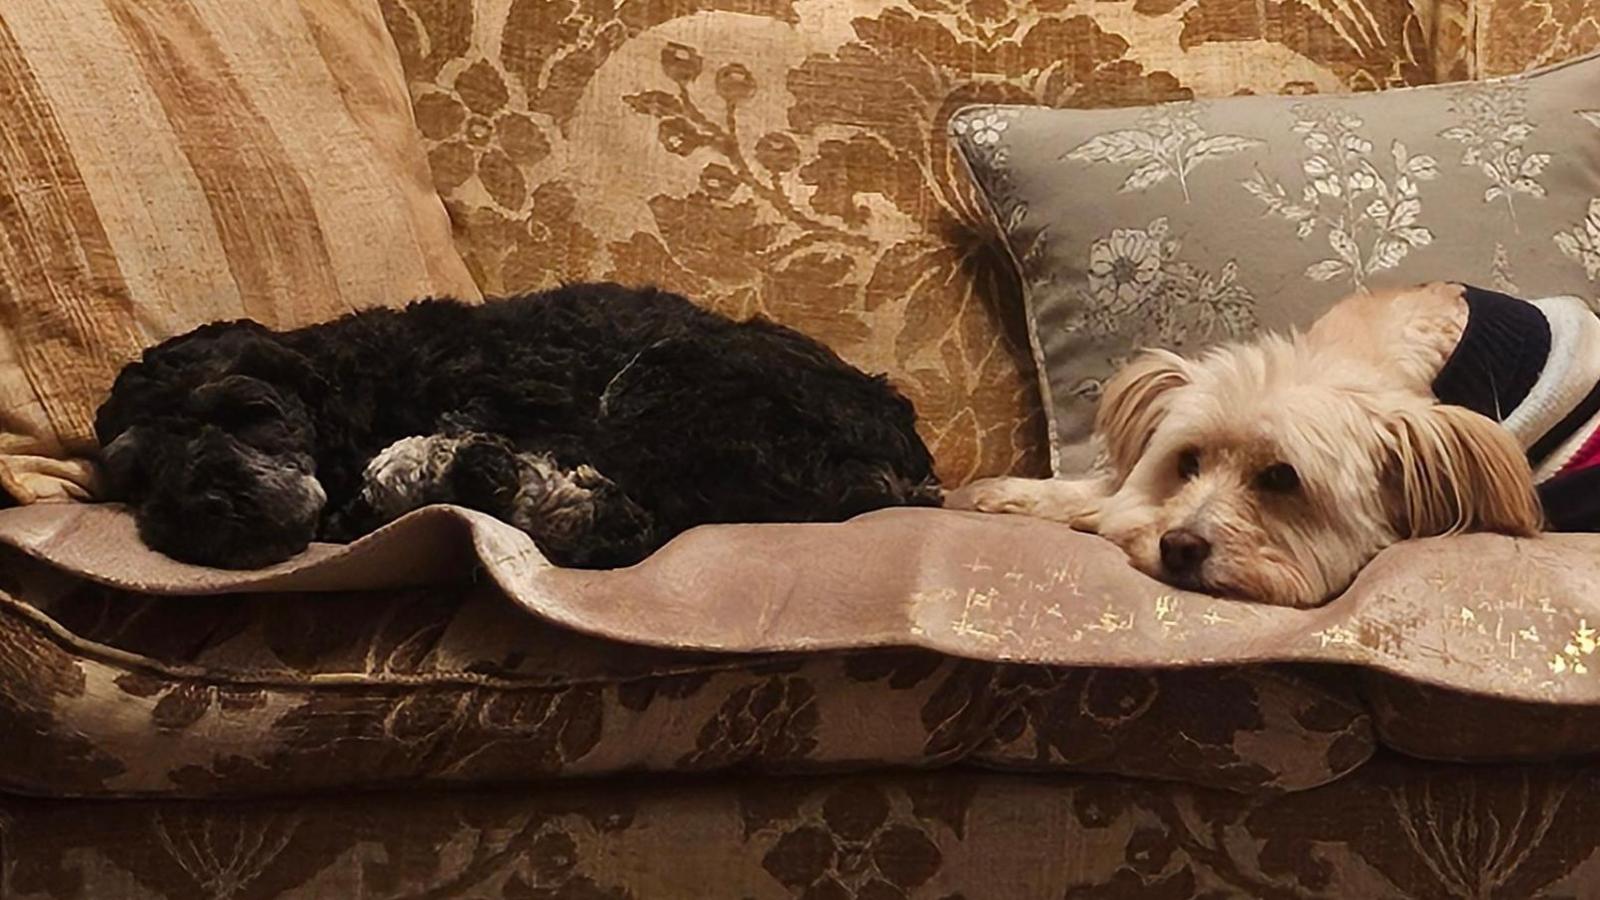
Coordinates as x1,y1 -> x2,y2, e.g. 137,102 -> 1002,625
0,521 -> 1369,797
3,502 -> 1600,798
6,503 -> 1600,698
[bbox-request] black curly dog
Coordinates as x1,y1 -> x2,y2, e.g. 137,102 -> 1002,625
94,283 -> 942,569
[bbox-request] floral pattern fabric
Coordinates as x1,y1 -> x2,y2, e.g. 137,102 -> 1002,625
11,504 -> 1600,802
0,540 -> 1373,799
7,760 -> 1600,898
953,51 -> 1600,473
1475,0 -> 1600,77
375,0 -> 1470,485
4,6 -> 1600,898
9,498 -> 1600,798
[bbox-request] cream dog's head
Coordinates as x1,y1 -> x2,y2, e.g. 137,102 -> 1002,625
1092,330 -> 1542,608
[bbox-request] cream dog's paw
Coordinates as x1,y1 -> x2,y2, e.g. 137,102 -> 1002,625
945,476 -> 1106,529
945,477 -> 1046,514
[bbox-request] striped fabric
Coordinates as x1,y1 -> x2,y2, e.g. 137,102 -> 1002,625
0,0 -> 479,504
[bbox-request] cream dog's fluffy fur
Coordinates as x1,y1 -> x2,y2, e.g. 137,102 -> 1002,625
946,283 -> 1543,609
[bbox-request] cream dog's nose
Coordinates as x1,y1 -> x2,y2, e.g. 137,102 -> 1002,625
1159,528 -> 1210,575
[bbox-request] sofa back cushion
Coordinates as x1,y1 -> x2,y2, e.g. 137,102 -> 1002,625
0,0 -> 478,504
1472,0 -> 1600,77
378,0 -> 1458,486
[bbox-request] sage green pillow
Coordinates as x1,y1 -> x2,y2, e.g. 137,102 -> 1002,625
952,52 -> 1600,475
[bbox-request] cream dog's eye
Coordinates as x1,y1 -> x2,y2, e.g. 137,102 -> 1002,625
1257,462 -> 1300,493
1177,448 -> 1200,480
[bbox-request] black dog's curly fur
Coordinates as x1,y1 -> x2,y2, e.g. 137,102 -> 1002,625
94,283 -> 942,569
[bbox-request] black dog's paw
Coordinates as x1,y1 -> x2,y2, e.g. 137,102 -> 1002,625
494,457 -> 658,568
338,431 -> 656,567
557,471 -> 658,569
133,428 -> 326,569
322,432 -> 525,543
445,434 -> 524,515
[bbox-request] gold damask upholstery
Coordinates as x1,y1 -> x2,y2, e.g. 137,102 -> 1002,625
3,2 -> 1599,897
378,0 -> 1475,486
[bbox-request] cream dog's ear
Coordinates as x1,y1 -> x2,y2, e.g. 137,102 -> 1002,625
1384,403 -> 1543,539
1096,349 -> 1190,479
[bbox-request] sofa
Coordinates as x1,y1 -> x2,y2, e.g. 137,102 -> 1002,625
4,0 -> 1600,897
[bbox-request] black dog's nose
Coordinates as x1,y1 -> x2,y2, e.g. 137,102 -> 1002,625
1159,528 -> 1210,575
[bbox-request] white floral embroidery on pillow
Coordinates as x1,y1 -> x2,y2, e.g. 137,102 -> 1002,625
1244,104 -> 1437,290
1061,104 -> 1260,202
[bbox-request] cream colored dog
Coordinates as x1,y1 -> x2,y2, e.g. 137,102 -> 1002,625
947,283 -> 1543,608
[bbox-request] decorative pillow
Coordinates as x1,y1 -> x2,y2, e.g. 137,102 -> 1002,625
951,51 -> 1600,474
0,0 -> 479,504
